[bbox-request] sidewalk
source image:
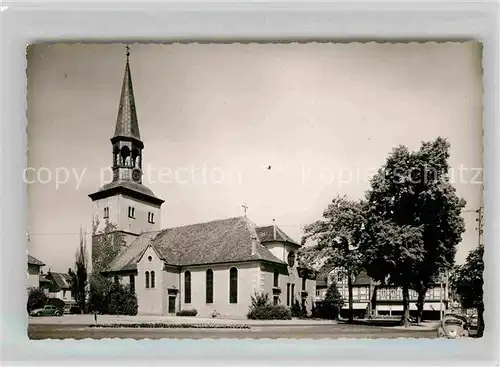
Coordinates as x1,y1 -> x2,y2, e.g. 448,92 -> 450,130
28,314 -> 338,327
383,322 -> 440,331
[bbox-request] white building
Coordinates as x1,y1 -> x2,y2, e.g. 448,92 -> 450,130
27,255 -> 45,289
316,266 -> 450,320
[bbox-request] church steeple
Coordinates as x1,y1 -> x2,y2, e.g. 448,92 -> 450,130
113,46 -> 141,142
89,46 -> 164,245
110,46 -> 144,183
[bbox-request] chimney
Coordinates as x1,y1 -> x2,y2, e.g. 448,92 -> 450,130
251,236 -> 258,256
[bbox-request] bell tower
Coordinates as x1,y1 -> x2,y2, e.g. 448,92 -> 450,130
89,46 -> 164,250
111,46 -> 144,185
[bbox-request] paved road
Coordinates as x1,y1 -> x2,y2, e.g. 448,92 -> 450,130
28,324 -> 437,340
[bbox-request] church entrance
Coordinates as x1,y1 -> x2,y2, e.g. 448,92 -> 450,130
168,296 -> 176,314
167,288 -> 178,315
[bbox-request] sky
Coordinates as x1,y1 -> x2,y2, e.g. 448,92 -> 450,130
27,42 -> 483,273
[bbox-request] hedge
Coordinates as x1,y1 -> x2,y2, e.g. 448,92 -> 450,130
247,304 -> 292,320
89,323 -> 250,329
176,309 -> 198,316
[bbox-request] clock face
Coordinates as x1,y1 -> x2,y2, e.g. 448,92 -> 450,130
132,169 -> 141,182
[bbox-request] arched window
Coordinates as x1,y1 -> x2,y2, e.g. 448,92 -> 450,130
151,271 -> 156,289
206,269 -> 214,304
145,271 -> 150,288
229,267 -> 238,304
184,271 -> 191,303
273,271 -> 279,287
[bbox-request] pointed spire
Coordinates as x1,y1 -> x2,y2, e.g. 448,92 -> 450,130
114,45 -> 141,141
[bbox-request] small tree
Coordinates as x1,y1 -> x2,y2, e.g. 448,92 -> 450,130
451,245 -> 484,337
107,284 -> 138,316
318,282 -> 344,319
302,196 -> 366,323
27,287 -> 47,313
88,273 -> 113,314
70,228 -> 88,312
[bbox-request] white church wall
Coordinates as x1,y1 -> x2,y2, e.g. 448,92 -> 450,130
92,195 -> 120,232
92,194 -> 161,236
179,262 -> 260,319
136,245 -> 164,315
162,266 -> 181,314
264,242 -> 287,262
117,195 -> 161,235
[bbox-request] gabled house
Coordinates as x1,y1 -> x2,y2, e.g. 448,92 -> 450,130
44,272 -> 74,305
27,255 -> 45,289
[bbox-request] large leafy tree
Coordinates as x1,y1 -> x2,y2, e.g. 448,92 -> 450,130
302,196 -> 366,323
361,138 -> 465,325
409,139 -> 466,321
360,219 -> 426,326
69,228 -> 88,312
450,245 -> 484,337
91,217 -> 127,273
88,217 -> 127,313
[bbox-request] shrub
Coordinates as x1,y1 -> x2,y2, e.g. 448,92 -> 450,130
90,323 -> 250,329
88,274 -> 113,314
247,292 -> 292,320
176,309 -> 198,316
250,292 -> 269,308
27,287 -> 47,313
247,304 -> 292,320
108,284 -> 138,316
46,297 -> 66,312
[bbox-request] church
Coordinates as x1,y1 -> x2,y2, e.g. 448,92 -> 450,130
88,51 -> 317,318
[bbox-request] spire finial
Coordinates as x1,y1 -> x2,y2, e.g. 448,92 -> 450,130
125,45 -> 130,61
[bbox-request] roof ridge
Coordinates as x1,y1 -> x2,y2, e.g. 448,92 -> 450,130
162,216 -> 246,231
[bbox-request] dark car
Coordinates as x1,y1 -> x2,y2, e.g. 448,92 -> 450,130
63,305 -> 82,314
29,305 -> 62,317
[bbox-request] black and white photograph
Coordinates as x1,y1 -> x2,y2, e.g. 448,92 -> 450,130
26,42 -> 484,340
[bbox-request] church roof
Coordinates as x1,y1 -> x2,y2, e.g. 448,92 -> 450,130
105,216 -> 288,273
89,180 -> 164,206
113,58 -> 141,142
255,225 -> 301,246
27,254 -> 45,266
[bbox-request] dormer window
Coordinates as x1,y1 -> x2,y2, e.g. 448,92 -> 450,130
103,207 -> 109,219
148,212 -> 155,224
128,206 -> 135,219
287,251 -> 296,268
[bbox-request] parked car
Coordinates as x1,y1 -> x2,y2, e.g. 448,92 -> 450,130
63,305 -> 82,315
29,305 -> 63,317
437,314 -> 470,338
